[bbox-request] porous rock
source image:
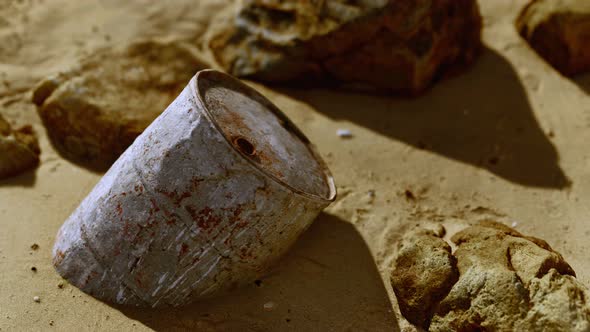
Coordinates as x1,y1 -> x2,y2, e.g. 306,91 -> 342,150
33,39 -> 206,165
391,221 -> 590,331
517,0 -> 590,75
209,0 -> 482,94
390,228 -> 458,328
0,113 -> 40,179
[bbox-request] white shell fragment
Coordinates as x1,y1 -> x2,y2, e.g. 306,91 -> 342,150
263,301 -> 276,311
52,70 -> 336,307
337,129 -> 352,138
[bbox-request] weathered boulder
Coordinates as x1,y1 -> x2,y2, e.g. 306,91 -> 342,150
32,39 -> 206,165
519,269 -> 590,331
391,221 -> 590,331
209,0 -> 482,94
390,228 -> 458,328
517,0 -> 590,75
0,114 -> 40,179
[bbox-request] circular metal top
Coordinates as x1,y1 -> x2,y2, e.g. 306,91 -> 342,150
193,70 -> 335,202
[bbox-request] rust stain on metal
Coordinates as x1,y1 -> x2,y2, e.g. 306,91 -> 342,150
116,202 -> 123,216
157,188 -> 192,207
185,206 -> 222,232
178,243 -> 189,260
53,250 -> 65,266
149,198 -> 160,213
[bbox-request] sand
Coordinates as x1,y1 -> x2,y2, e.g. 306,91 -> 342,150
1,0 -> 589,331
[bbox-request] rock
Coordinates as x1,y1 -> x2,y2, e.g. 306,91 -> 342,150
390,228 -> 458,328
450,220 -> 576,286
430,221 -> 576,331
0,114 -> 40,179
209,0 -> 482,94
390,221 -> 590,331
33,38 -> 206,165
517,0 -> 590,75
518,269 -> 590,331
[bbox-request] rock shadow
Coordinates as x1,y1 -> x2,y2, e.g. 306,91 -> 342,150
574,72 -> 590,95
280,47 -> 569,189
0,168 -> 36,187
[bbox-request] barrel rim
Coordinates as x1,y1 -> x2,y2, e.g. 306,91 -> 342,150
191,69 -> 336,203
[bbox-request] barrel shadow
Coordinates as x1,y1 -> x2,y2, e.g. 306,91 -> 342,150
574,72 -> 590,95
280,47 -> 569,189
115,213 -> 399,331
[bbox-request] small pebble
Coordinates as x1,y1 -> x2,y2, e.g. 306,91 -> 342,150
367,190 -> 375,198
30,244 -> 39,250
432,224 -> 446,238
336,129 -> 352,138
33,296 -> 40,303
57,282 -> 64,289
263,301 -> 276,311
511,221 -> 518,228
31,267 -> 37,272
404,189 -> 416,201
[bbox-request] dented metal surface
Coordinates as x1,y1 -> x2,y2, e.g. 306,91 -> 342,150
52,70 -> 336,307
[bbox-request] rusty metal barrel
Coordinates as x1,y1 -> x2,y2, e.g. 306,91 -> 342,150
52,69 -> 336,307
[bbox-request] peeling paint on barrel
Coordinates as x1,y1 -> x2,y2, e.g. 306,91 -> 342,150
52,70 -> 336,307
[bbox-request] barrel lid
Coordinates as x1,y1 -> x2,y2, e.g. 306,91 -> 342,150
193,70 -> 335,202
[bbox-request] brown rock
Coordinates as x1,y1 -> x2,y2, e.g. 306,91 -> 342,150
517,0 -> 590,75
209,0 -> 482,94
391,221 -> 590,331
0,114 -> 40,179
33,39 -> 206,165
390,228 -> 458,328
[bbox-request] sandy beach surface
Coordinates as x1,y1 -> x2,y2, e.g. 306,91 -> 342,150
1,0 -> 589,331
